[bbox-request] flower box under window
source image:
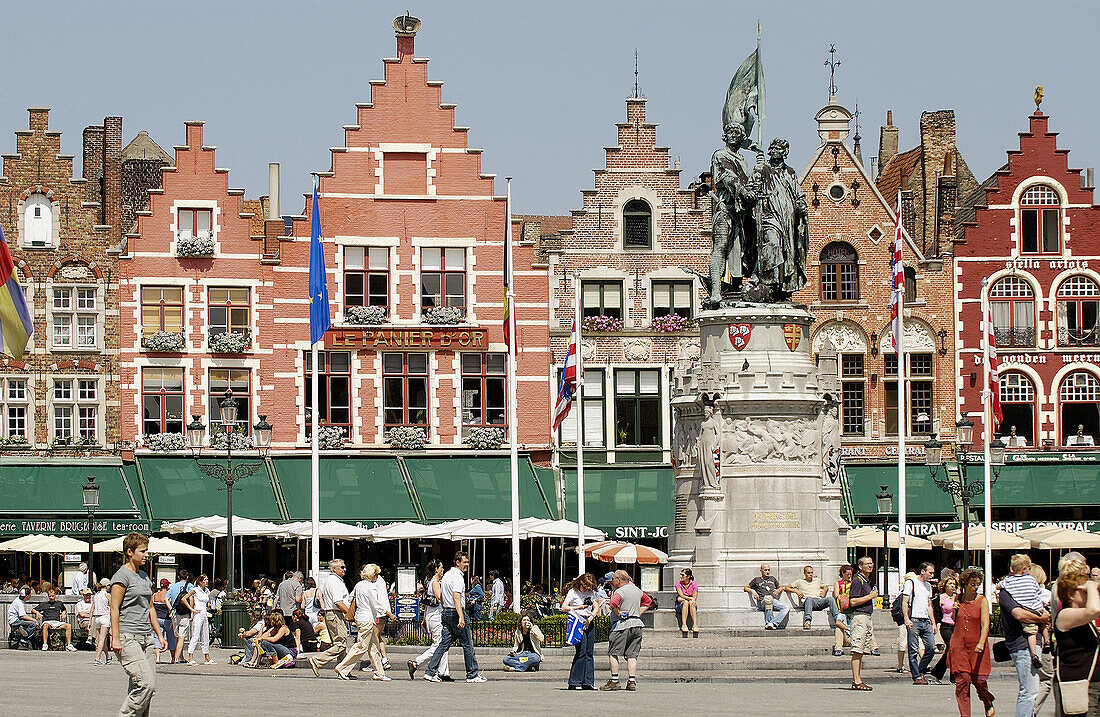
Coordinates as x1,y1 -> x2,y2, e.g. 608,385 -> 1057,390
208,331 -> 252,354
345,305 -> 387,325
141,331 -> 186,352
176,233 -> 215,258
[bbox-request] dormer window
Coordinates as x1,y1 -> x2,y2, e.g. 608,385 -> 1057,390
22,193 -> 54,248
623,200 -> 652,249
1020,184 -> 1061,254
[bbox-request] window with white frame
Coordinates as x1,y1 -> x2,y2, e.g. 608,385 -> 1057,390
1000,372 -> 1036,448
461,353 -> 506,428
51,285 -> 99,350
614,369 -> 661,447
1056,276 -> 1100,348
2,378 -> 30,442
177,208 -> 213,241
990,276 -> 1036,348
558,368 -> 605,448
1020,185 -> 1061,254
420,248 -> 466,310
52,378 -> 98,443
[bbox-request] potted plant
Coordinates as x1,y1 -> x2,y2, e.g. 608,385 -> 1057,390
582,315 -> 624,332
317,425 -> 347,450
648,313 -> 695,333
142,432 -> 187,452
208,331 -> 251,354
344,305 -> 387,325
176,233 -> 216,257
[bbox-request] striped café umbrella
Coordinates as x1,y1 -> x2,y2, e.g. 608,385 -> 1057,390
590,542 -> 669,565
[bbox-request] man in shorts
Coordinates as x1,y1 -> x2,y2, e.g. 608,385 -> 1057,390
847,555 -> 879,690
599,570 -> 654,692
36,588 -> 77,651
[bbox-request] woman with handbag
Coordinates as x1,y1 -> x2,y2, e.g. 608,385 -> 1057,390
1053,562 -> 1100,716
407,560 -> 451,681
930,574 -> 959,682
946,568 -> 994,717
562,572 -> 602,690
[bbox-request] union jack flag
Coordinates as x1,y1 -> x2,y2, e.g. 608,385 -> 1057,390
553,320 -> 581,430
890,192 -> 904,350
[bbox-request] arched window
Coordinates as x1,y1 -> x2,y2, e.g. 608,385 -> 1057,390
990,276 -> 1036,347
1020,184 -> 1061,254
1056,276 -> 1100,347
904,267 -> 917,303
1000,372 -> 1036,448
622,200 -> 652,249
820,242 -> 858,302
1059,371 -> 1100,447
22,193 -> 53,247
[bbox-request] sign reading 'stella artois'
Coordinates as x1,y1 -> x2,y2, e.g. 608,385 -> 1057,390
325,327 -> 489,350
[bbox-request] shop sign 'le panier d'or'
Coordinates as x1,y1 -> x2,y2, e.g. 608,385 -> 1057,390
325,327 -> 490,350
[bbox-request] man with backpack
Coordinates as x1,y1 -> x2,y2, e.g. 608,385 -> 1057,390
899,562 -> 939,685
166,570 -> 193,664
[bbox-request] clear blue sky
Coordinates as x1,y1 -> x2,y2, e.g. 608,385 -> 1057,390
1,1 -> 1096,215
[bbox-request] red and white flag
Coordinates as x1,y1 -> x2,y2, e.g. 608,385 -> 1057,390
552,320 -> 581,430
984,300 -> 1003,426
890,192 -> 904,350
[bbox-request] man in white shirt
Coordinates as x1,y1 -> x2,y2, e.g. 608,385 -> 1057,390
334,564 -> 389,680
902,561 -> 939,685
7,588 -> 40,644
489,570 -> 505,618
68,563 -> 89,596
308,559 -> 354,679
423,551 -> 485,683
371,570 -> 395,670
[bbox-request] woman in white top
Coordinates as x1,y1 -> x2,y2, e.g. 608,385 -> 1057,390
373,572 -> 395,670
561,573 -> 602,689
184,574 -> 215,665
302,577 -> 321,627
92,580 -> 113,665
408,560 -> 450,680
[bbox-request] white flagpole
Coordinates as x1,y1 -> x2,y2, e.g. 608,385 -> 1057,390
981,278 -> 993,597
506,178 -> 521,613
575,272 -> 586,575
896,191 -> 907,587
310,176 -> 321,580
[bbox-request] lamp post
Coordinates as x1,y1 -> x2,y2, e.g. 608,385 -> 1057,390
925,418 -> 1005,570
187,391 -> 273,590
82,475 -> 99,587
876,485 -> 893,600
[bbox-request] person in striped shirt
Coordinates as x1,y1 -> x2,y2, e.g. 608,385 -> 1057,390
1001,553 -> 1045,669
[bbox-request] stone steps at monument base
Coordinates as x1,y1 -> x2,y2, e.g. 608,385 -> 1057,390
652,607 -> 901,632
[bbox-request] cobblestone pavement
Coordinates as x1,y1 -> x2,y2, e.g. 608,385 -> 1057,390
2,648 -> 1028,715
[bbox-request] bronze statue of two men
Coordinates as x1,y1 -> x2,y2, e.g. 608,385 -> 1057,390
706,129 -> 809,307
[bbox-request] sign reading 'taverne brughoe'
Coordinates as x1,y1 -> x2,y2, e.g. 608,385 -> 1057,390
325,327 -> 489,350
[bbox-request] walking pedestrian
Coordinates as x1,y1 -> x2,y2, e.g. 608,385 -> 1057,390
423,551 -> 485,683
1051,560 -> 1099,716
93,578 -> 114,665
408,559 -> 451,681
562,572 -> 601,689
903,561 -> 940,685
999,563 -> 1050,717
308,558 -> 354,678
948,569 -> 994,717
929,574 -> 958,683
183,574 -> 214,665
166,570 -> 192,665
848,555 -> 879,691
110,532 -> 166,717
151,579 -> 176,664
599,570 -> 654,692
302,577 -> 321,627
335,564 -> 389,681
488,570 -> 504,618
372,567 -> 395,670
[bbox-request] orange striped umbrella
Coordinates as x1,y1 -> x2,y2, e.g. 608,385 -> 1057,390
590,542 -> 669,565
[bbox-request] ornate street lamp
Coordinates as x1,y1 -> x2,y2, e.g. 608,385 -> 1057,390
187,391 -> 274,590
876,485 -> 893,599
82,475 -> 99,589
926,422 -> 1003,570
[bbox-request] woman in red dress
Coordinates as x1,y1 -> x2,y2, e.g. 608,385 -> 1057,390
947,568 -> 995,717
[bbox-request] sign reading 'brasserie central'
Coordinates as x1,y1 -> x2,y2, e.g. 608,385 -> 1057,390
325,327 -> 489,350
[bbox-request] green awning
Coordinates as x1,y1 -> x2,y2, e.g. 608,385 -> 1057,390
274,456 -> 419,525
845,464 -> 957,519
136,456 -> 284,522
404,456 -> 554,522
0,459 -> 142,518
561,465 -> 673,540
989,463 -> 1100,507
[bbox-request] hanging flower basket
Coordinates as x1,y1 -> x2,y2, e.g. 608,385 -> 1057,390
176,234 -> 215,257
422,305 -> 464,324
648,313 -> 696,333
317,425 -> 347,450
142,331 -> 185,352
143,432 -> 187,452
582,315 -> 624,333
463,426 -> 505,450
385,426 -> 426,450
345,305 -> 387,325
208,331 -> 252,354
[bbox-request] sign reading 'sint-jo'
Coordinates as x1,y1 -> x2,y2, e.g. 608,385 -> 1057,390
325,327 -> 489,350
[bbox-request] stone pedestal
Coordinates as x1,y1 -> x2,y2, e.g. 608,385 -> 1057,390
666,304 -> 847,628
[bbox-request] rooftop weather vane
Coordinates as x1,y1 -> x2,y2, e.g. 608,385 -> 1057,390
853,100 -> 861,138
633,49 -> 641,99
825,44 -> 840,97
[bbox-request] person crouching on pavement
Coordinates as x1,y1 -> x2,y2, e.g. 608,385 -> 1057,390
503,613 -> 543,672
599,570 -> 654,692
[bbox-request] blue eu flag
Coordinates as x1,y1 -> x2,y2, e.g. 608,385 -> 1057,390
308,183 -> 331,344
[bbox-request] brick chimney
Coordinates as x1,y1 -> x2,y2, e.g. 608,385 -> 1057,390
394,13 -> 421,60
102,117 -> 123,239
878,110 -> 898,178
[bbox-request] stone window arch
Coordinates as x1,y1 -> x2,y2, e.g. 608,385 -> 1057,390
820,241 -> 858,302
20,192 -> 59,248
1059,370 -> 1100,446
1000,371 -> 1037,447
622,199 -> 652,249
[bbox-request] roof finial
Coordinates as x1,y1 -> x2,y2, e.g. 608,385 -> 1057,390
853,100 -> 861,141
825,44 -> 840,99
633,49 -> 640,99
1034,85 -> 1044,111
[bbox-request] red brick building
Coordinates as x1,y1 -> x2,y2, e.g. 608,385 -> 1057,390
956,107 -> 1100,451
